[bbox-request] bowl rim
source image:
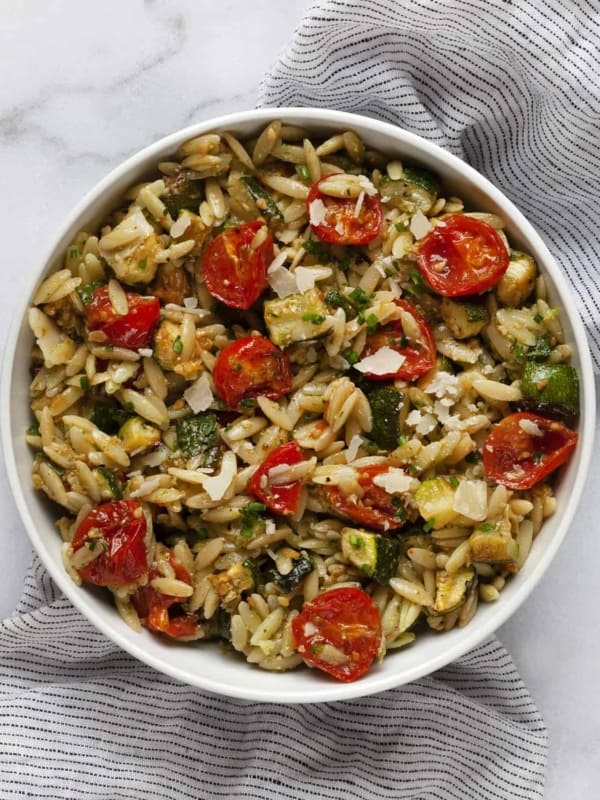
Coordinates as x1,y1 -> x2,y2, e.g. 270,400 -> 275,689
2,106 -> 596,703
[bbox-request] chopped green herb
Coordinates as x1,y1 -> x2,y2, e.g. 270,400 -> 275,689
69,247 -> 79,260
342,347 -> 359,365
98,467 -> 123,500
465,451 -> 480,464
303,239 -> 328,259
176,412 -> 221,466
395,505 -> 408,522
296,164 -> 310,180
76,281 -> 104,306
26,423 -> 40,436
404,268 -> 425,298
348,286 -> 370,309
349,534 -> 364,549
246,501 -> 266,514
533,312 -> 544,323
239,398 -> 257,410
394,220 -> 408,232
172,336 -> 183,354
532,451 -> 544,462
125,401 -> 134,412
364,313 -> 379,334
447,475 -> 459,489
80,376 -> 90,391
240,177 -> 283,220
302,312 -> 326,325
423,518 -> 435,533
479,522 -> 495,532
397,435 -> 408,446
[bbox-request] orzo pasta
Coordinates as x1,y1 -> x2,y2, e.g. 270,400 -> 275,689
27,121 -> 579,682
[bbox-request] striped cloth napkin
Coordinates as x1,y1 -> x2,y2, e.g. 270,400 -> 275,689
9,0 -> 600,795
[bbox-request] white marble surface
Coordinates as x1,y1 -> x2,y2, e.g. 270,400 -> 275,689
1,1 -> 598,796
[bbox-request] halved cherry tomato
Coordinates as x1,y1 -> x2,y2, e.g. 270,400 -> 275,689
416,214 -> 509,297
323,465 -> 408,532
72,500 -> 148,586
201,220 -> 273,309
483,412 -> 577,490
85,286 -> 160,349
248,441 -> 305,515
307,177 -> 382,245
213,336 -> 292,410
292,587 -> 381,682
131,549 -> 202,640
361,299 -> 436,381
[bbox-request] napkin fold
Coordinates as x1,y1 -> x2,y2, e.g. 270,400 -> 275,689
258,0 -> 600,370
0,556 -> 546,799
9,0 -> 599,795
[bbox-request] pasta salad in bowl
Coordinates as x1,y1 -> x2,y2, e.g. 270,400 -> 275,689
4,109 -> 593,701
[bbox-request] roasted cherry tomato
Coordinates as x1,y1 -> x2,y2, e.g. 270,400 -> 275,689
131,549 -> 202,640
213,336 -> 292,410
483,412 -> 577,490
85,286 -> 160,350
248,441 -> 305,515
323,465 -> 408,532
292,587 -> 381,682
361,299 -> 436,381
416,214 -> 509,297
201,220 -> 273,309
307,177 -> 382,245
72,500 -> 148,586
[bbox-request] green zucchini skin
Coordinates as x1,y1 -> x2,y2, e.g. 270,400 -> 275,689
368,387 -> 404,450
520,361 -> 579,418
341,528 -> 400,586
266,555 -> 313,592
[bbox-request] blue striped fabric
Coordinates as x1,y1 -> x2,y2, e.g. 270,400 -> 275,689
258,0 -> 600,369
0,556 -> 547,799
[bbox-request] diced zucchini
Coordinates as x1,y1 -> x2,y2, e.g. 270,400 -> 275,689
90,400 -> 132,435
240,177 -> 283,220
440,298 -> 489,340
368,387 -> 405,450
433,567 -> 476,614
436,355 -> 456,374
210,561 -> 257,605
520,361 -> 579,418
119,416 -> 161,454
380,167 -> 440,214
526,334 -> 552,363
267,554 -> 313,592
469,529 -> 519,564
264,288 -> 330,348
217,607 -> 232,642
324,288 -> 358,320
414,478 -> 458,529
341,527 -> 400,585
160,170 -> 203,217
497,251 -> 537,308
176,412 -> 220,466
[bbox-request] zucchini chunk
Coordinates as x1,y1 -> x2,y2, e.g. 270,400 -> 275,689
176,411 -> 221,466
380,168 -> 440,214
264,288 -> 331,348
440,298 -> 489,340
267,554 -> 313,592
469,529 -> 519,565
520,361 -> 579,418
341,527 -> 400,585
240,177 -> 283,220
210,560 -> 258,606
414,478 -> 458,529
119,416 -> 161,454
160,170 -> 203,217
433,567 -> 476,614
90,399 -> 131,435
368,387 -> 405,450
497,251 -> 537,308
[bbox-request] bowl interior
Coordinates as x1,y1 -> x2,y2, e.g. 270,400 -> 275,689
2,108 -> 595,702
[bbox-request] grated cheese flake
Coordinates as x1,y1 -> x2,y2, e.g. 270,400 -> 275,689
373,468 -> 413,494
410,210 -> 432,240
294,266 -> 316,293
354,346 -> 406,375
268,265 -> 298,298
519,418 -> 544,437
201,451 -> 237,501
183,372 -> 213,413
309,198 -> 328,226
452,479 -> 488,521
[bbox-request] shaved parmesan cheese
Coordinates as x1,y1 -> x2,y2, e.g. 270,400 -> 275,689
452,479 -> 488,521
345,434 -> 364,463
183,373 -> 213,413
410,211 -> 431,240
519,418 -> 544,437
268,265 -> 297,298
357,175 -> 378,196
405,409 -> 437,435
424,371 -> 460,399
309,198 -> 328,226
294,266 -> 316,293
354,346 -> 406,375
353,191 -> 365,218
202,451 -> 237,501
373,468 -> 413,494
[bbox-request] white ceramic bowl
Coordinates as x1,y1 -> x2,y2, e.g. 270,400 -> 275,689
2,108 -> 595,703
